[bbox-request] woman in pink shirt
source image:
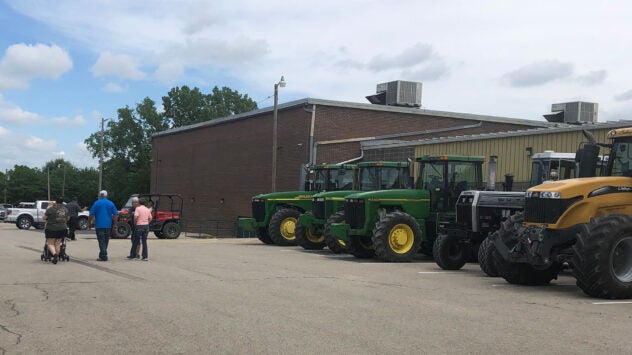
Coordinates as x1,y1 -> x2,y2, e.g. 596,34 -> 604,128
128,197 -> 152,260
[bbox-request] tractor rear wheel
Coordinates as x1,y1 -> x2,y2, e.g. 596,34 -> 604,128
494,212 -> 561,285
256,227 -> 273,244
295,222 -> 325,250
323,212 -> 348,253
433,233 -> 467,270
269,208 -> 300,246
348,235 -> 375,259
372,211 -> 421,262
478,236 -> 499,277
573,214 -> 632,299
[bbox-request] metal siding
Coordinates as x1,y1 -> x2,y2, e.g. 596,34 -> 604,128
413,128 -> 614,185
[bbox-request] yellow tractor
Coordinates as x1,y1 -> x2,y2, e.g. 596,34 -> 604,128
491,128 -> 632,299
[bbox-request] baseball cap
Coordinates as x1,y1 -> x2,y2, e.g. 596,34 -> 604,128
99,190 -> 108,197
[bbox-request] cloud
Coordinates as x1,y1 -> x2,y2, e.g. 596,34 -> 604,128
401,60 -> 450,81
0,43 -> 73,90
104,82 -> 125,93
369,43 -> 435,72
177,36 -> 269,66
92,51 -> 146,80
502,60 -> 574,87
0,94 -> 44,125
615,89 -> 632,101
577,70 -> 607,86
153,62 -> 184,83
50,115 -> 87,127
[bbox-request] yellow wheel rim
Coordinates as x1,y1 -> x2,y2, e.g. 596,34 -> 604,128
388,223 -> 414,254
337,239 -> 347,247
280,217 -> 297,241
306,228 -> 325,243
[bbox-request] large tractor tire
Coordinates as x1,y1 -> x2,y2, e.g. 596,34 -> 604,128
573,214 -> 632,299
162,221 -> 181,239
494,212 -> 561,285
323,212 -> 348,254
17,216 -> 33,230
372,211 -> 421,262
268,208 -> 300,246
478,236 -> 499,277
256,227 -> 274,244
112,223 -> 131,239
433,233 -> 467,270
348,235 -> 375,259
295,221 -> 326,250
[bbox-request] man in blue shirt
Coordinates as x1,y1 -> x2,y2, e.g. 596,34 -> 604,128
89,190 -> 119,261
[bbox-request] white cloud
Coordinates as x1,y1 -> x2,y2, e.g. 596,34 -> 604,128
615,89 -> 632,102
502,60 -> 574,87
104,82 -> 125,93
50,115 -> 87,127
577,70 -> 607,86
0,94 -> 44,125
369,43 -> 435,72
0,43 -> 73,90
153,62 -> 184,83
92,51 -> 146,80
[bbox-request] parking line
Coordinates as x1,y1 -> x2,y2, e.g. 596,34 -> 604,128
592,301 -> 632,305
417,271 -> 457,274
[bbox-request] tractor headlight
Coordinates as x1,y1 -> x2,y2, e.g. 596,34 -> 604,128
315,197 -> 325,202
526,191 -> 561,199
346,198 -> 365,203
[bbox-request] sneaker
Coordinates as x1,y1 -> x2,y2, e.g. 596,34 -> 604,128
141,258 -> 148,261
126,256 -> 137,260
52,254 -> 58,264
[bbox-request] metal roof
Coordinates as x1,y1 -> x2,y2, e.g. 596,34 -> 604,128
361,120 -> 632,150
153,97 -> 559,138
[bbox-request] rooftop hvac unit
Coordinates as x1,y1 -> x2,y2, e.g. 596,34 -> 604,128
543,101 -> 598,124
366,80 -> 422,107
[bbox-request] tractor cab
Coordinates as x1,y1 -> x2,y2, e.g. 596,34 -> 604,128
416,155 -> 484,212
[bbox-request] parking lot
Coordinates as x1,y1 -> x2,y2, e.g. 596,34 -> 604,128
0,223 -> 630,354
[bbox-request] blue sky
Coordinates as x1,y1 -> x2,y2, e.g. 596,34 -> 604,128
1,0 -> 632,172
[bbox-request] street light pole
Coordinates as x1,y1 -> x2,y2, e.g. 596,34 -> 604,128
99,117 -> 104,192
271,76 -> 286,192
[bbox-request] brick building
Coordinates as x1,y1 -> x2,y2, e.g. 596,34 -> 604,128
151,98 -> 553,235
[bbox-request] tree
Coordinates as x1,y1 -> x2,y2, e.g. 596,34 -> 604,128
162,85 -> 257,127
85,85 -> 258,204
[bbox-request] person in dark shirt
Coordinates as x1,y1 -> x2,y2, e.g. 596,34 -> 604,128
66,196 -> 86,241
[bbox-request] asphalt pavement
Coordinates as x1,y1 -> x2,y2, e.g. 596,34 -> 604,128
0,223 -> 630,354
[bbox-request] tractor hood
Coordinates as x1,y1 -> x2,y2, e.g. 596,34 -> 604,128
344,189 -> 430,200
253,190 -> 318,200
313,190 -> 360,198
527,176 -> 632,199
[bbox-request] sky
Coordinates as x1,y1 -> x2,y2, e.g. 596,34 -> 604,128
1,0 -> 632,172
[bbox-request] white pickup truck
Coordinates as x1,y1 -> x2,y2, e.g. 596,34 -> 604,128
5,200 -> 89,230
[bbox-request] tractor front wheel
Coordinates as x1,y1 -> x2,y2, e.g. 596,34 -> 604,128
256,227 -> 274,244
433,234 -> 467,270
348,235 -> 375,259
323,212 -> 348,253
494,212 -> 561,285
295,222 -> 325,250
372,211 -> 421,262
478,236 -> 499,277
573,214 -> 632,299
268,208 -> 300,246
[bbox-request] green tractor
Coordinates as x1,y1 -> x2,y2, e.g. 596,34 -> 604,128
295,161 -> 412,252
238,163 -> 356,246
329,155 -> 484,262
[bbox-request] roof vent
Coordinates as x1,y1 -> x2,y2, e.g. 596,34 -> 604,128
543,101 -> 598,124
366,80 -> 422,107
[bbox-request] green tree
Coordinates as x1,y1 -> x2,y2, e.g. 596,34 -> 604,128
85,85 -> 257,204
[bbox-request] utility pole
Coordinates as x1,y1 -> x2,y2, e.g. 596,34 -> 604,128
3,169 -> 7,204
99,117 -> 104,192
47,167 -> 50,201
